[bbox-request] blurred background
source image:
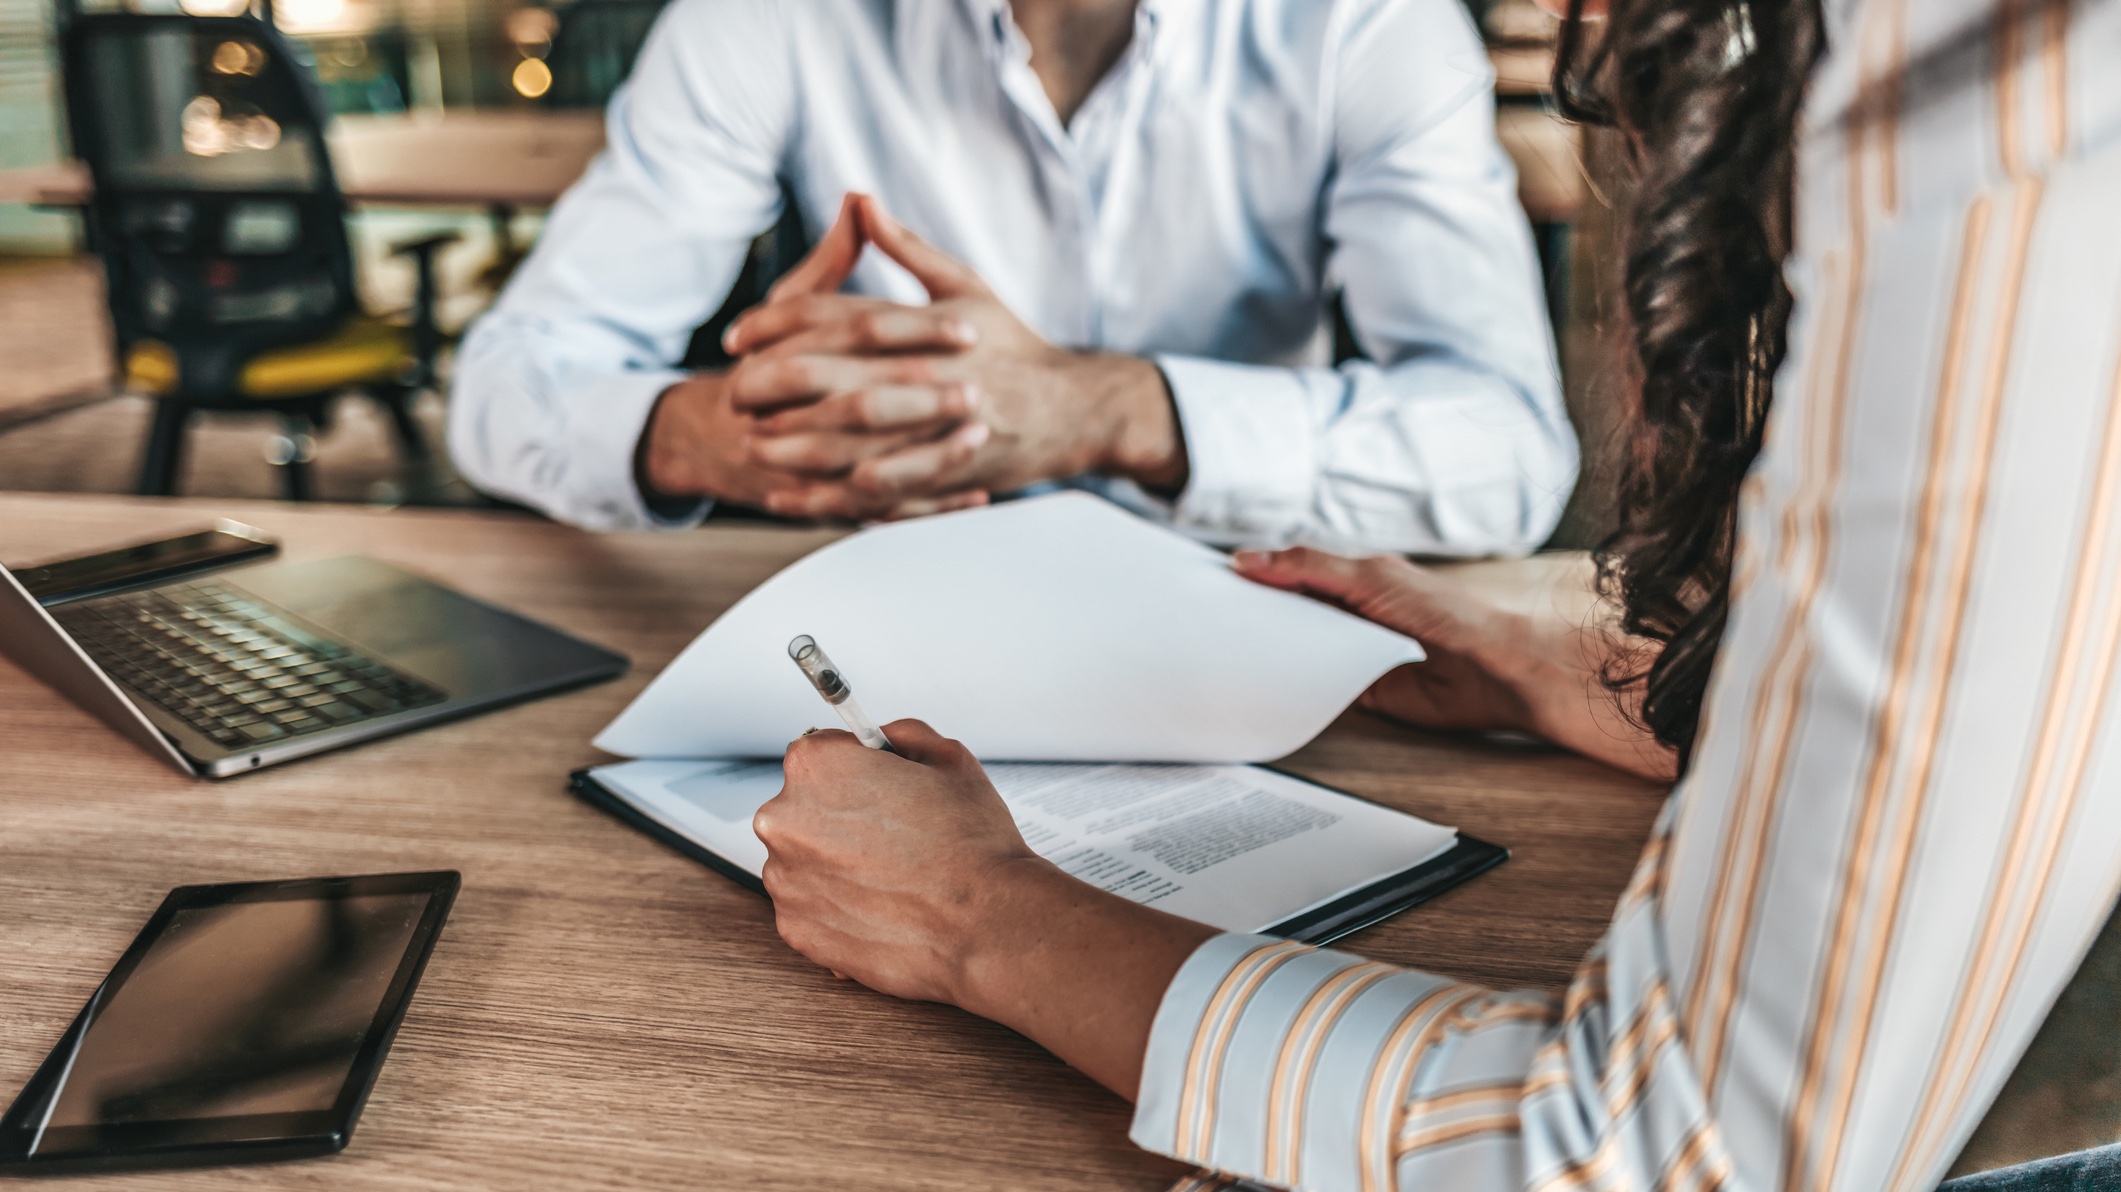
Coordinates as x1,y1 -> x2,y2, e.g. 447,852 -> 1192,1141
0,0 -> 1629,547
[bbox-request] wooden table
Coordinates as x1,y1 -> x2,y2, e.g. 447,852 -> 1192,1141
0,493 -> 1668,1190
0,112 -> 605,210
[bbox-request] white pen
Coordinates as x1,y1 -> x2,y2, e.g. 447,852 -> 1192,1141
787,635 -> 896,753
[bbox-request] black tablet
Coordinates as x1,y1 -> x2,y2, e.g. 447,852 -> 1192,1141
0,871 -> 458,1175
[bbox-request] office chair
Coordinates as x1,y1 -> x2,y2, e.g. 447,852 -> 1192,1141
60,11 -> 456,500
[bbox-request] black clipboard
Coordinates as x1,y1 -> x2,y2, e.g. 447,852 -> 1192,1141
568,767 -> 1506,946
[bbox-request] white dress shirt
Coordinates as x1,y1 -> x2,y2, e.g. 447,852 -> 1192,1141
1131,0 -> 2121,1190
448,0 -> 1576,555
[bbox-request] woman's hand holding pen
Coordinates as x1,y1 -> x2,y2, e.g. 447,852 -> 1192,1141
754,721 -> 1037,1003
756,719 -> 1216,1098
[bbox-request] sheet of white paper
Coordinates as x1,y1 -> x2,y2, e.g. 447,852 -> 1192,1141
589,758 -> 1459,934
595,493 -> 1424,762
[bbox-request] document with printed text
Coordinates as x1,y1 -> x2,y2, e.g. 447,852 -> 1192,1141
579,757 -> 1465,935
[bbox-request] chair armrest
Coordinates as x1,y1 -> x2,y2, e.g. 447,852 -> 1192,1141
388,230 -> 464,259
388,231 -> 463,389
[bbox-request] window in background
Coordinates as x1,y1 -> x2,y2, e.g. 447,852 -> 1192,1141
0,0 -> 74,252
528,0 -> 663,109
0,0 -> 572,253
502,4 -> 548,98
302,32 -> 407,114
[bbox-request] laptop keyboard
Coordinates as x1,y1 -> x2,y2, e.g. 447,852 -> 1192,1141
52,581 -> 445,751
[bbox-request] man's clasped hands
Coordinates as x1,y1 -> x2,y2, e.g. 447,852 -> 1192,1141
640,194 -> 1190,521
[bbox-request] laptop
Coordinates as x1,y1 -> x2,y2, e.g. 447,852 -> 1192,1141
0,523 -> 627,778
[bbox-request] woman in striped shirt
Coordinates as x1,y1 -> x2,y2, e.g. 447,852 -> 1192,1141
751,0 -> 2121,1187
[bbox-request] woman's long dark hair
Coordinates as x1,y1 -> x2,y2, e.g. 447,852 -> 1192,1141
1554,0 -> 1824,772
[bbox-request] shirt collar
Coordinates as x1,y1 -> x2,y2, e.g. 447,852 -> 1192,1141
953,0 -> 1183,16
948,0 -> 1184,61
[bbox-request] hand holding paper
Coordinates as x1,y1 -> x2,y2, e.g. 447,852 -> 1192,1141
594,493 -> 1424,763
582,495 -> 1491,1004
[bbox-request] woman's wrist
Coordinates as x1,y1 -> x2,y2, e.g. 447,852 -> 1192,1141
944,857 -> 1218,1099
1478,611 -> 1680,782
943,855 -> 1064,1016
1457,605 -> 1554,736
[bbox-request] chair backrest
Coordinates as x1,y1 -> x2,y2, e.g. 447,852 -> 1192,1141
542,0 -> 669,109
62,12 -> 357,399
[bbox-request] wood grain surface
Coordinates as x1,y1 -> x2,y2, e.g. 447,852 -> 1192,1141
0,494 -> 1668,1190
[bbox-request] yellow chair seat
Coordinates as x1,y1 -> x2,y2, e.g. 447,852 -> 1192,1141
126,318 -> 415,401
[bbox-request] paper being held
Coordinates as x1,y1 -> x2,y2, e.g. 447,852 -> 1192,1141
594,493 -> 1424,763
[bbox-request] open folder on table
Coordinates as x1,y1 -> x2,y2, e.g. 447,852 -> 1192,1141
576,493 -> 1506,943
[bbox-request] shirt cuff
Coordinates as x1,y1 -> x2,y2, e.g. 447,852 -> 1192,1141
1132,933 -> 1475,1191
568,368 -> 712,531
1153,355 -> 1322,545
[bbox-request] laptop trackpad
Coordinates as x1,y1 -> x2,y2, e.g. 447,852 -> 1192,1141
226,557 -> 615,696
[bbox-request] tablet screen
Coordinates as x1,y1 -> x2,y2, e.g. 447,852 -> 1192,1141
0,872 -> 457,1173
46,893 -> 429,1127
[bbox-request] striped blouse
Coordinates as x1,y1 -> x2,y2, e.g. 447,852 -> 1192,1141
1127,0 -> 2121,1189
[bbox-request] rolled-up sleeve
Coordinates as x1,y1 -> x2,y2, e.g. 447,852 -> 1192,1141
447,0 -> 794,530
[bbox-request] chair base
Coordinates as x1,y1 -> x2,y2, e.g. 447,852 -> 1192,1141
135,386 -> 432,503
262,411 -> 317,502
138,398 -> 192,497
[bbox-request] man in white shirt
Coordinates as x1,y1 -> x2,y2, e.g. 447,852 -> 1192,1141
449,0 -> 1577,555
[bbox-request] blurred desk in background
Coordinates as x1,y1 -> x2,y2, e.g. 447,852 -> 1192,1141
0,159 -> 86,209
1491,44 -> 1557,97
0,111 -> 605,211
1500,105 -> 1583,225
0,56 -> 1585,224
329,111 -> 605,208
